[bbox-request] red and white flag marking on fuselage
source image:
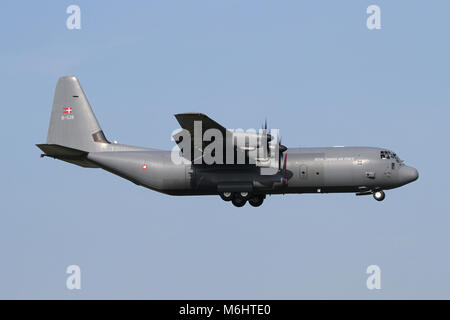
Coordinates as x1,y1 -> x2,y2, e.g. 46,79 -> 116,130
63,107 -> 72,114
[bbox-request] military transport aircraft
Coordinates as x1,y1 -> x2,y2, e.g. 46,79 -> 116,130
37,76 -> 419,207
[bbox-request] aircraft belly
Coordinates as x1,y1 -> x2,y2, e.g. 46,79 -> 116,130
191,167 -> 256,193
187,166 -> 286,195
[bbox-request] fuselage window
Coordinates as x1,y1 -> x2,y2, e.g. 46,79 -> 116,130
391,162 -> 395,170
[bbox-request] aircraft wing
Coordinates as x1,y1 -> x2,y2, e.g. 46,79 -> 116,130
174,113 -> 228,138
173,113 -> 279,168
173,113 -> 230,162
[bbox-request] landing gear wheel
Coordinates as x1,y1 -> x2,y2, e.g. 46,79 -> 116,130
373,190 -> 385,201
239,192 -> 251,200
232,194 -> 247,207
220,192 -> 233,202
249,194 -> 265,207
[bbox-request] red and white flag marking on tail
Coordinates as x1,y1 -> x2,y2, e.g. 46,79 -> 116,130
63,107 -> 72,114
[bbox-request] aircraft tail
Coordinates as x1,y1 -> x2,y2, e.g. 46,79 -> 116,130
44,76 -> 109,152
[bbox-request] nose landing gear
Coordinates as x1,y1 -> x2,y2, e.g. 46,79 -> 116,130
373,190 -> 385,201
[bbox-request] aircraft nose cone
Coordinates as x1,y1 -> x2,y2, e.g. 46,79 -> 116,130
399,166 -> 419,184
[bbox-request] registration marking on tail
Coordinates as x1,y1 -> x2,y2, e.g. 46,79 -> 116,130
61,106 -> 74,120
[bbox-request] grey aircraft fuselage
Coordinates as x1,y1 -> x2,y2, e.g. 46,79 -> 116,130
37,76 -> 419,207
86,145 -> 418,196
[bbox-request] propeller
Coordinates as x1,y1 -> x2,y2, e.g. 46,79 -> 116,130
260,118 -> 288,161
261,118 -> 288,184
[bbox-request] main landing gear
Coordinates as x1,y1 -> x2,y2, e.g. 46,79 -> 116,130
231,194 -> 247,207
219,192 -> 266,207
248,194 -> 265,207
219,192 -> 233,202
373,190 -> 385,201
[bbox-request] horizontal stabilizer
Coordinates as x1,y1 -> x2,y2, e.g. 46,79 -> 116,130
36,144 -> 99,168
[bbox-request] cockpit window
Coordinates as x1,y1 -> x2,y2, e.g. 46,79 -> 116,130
380,150 -> 390,159
381,150 -> 402,163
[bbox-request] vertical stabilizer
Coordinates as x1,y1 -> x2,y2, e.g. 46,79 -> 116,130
46,76 -> 109,152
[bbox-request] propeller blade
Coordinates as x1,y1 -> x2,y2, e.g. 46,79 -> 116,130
278,136 -> 287,153
262,118 -> 269,157
284,152 -> 288,184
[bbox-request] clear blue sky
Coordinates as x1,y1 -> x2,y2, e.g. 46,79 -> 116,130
0,0 -> 449,299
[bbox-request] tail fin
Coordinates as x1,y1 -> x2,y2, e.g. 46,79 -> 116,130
45,76 -> 109,152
